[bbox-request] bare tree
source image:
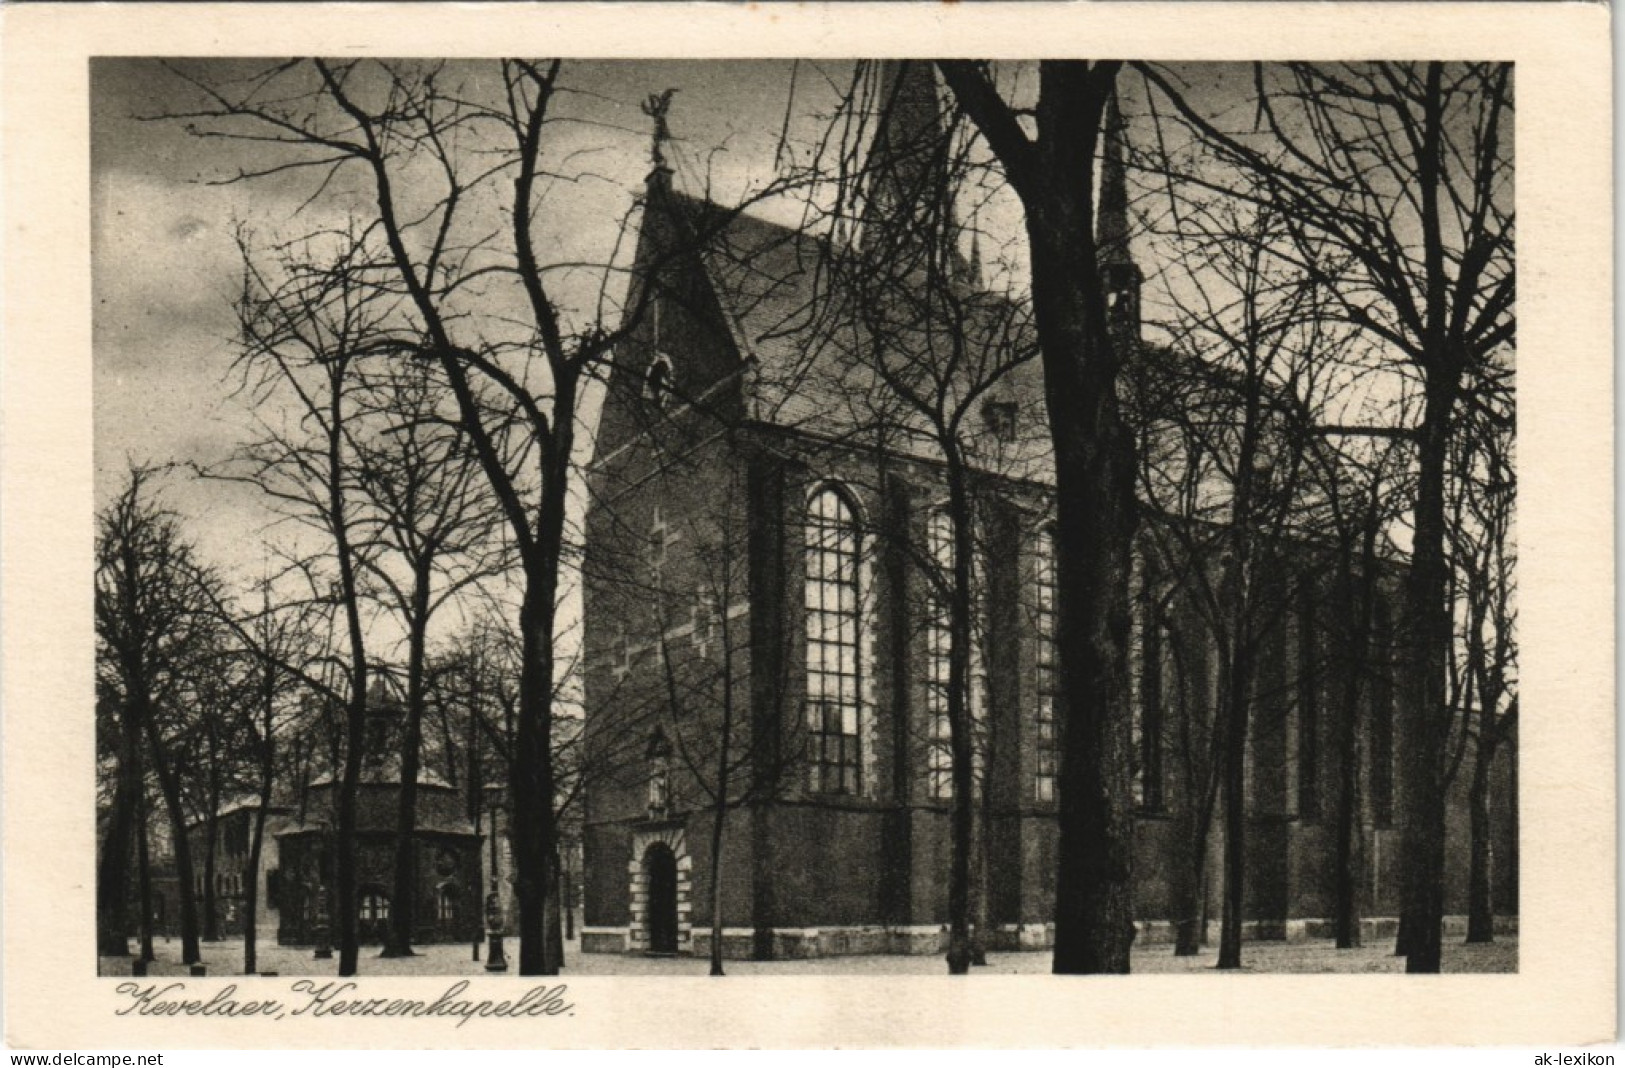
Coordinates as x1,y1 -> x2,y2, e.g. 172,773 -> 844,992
782,60 -> 1046,973
1139,61 -> 1513,972
1442,372 -> 1515,943
935,60 -> 1138,974
228,580 -> 328,974
96,467 -> 227,964
219,231 -> 385,975
162,59 -> 809,973
351,360 -> 514,958
644,484 -> 762,976
1293,410 -> 1414,951
1135,213 -> 1335,967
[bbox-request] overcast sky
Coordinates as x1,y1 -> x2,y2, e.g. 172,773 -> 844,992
90,59 -> 1429,593
91,60 -> 870,572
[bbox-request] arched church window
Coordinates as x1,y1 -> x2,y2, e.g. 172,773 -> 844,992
437,884 -> 459,922
925,506 -> 989,802
926,510 -> 954,801
644,354 -> 674,410
1135,565 -> 1166,813
1032,528 -> 1058,803
805,485 -> 864,795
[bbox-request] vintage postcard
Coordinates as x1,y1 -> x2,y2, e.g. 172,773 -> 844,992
1,1 -> 1612,1049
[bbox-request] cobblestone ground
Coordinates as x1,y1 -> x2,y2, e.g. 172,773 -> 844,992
99,931 -> 1516,978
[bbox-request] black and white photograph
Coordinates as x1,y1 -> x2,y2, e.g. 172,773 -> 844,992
1,1 -> 1612,1050
88,52 -> 1517,978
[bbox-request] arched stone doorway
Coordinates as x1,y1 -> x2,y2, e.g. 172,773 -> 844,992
643,842 -> 679,954
628,827 -> 691,954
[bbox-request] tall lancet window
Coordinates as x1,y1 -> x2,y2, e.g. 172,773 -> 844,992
1135,568 -> 1166,813
926,510 -> 955,800
1033,529 -> 1059,803
805,485 -> 864,795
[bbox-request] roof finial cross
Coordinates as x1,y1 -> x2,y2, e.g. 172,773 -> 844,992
641,88 -> 678,169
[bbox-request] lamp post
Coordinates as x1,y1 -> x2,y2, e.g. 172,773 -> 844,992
311,828 -> 333,960
482,786 -> 509,971
312,882 -> 333,960
484,890 -> 508,972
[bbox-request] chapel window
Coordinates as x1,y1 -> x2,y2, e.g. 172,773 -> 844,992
805,485 -> 864,796
1033,529 -> 1059,803
359,890 -> 390,923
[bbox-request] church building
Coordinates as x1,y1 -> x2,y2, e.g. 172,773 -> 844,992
579,62 -> 1516,960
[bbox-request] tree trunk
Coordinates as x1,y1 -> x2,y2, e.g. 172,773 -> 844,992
512,582 -> 561,976
1331,529 -> 1378,950
708,631 -> 739,978
1031,205 -> 1139,973
244,667 -> 275,975
243,791 -> 270,974
709,800 -> 727,977
1398,376 -> 1459,973
971,569 -> 995,971
1507,734 -> 1519,917
937,60 -> 1135,974
970,772 -> 992,966
1171,792 -> 1215,956
334,681 -> 365,976
327,360 -> 369,978
548,853 -> 566,970
202,732 -> 222,942
137,791 -> 156,962
1465,724 -> 1496,943
943,465 -> 977,976
1395,66 -> 1466,975
145,720 -> 201,966
498,349 -> 575,975
1023,77 -> 1137,978
468,687 -> 484,962
1332,685 -> 1364,950
1047,378 -> 1138,977
1215,647 -> 1252,970
384,573 -> 432,958
98,693 -> 146,956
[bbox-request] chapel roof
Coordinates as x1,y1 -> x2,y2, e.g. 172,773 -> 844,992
658,189 -> 1058,485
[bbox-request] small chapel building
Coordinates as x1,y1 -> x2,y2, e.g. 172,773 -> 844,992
273,680 -> 484,947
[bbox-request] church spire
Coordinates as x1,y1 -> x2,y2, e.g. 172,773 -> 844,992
863,60 -> 975,284
1097,89 -> 1132,267
866,60 -> 944,222
1096,89 -> 1142,345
